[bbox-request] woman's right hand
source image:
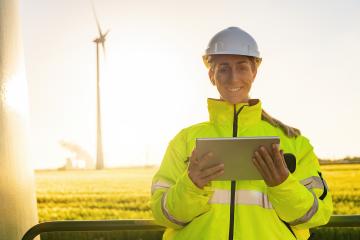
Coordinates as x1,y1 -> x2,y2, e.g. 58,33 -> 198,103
188,149 -> 225,189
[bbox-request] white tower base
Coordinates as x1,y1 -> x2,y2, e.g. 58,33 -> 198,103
0,0 -> 39,239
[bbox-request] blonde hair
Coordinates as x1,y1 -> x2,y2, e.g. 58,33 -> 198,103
261,110 -> 301,138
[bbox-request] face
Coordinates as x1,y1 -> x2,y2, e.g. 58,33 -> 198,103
209,55 -> 257,104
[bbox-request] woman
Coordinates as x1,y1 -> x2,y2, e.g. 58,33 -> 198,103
151,27 -> 333,240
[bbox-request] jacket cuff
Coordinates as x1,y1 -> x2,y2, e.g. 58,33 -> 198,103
268,173 -> 310,201
267,174 -> 314,222
177,170 -> 213,196
268,173 -> 297,193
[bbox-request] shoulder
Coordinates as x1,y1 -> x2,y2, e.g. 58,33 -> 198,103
173,122 -> 211,140
260,109 -> 314,154
261,109 -> 301,138
293,134 -> 315,159
168,121 -> 210,148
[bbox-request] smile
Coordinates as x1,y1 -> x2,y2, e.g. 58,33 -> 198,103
228,87 -> 242,92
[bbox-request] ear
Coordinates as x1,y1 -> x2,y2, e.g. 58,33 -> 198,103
208,69 -> 215,86
251,68 -> 257,83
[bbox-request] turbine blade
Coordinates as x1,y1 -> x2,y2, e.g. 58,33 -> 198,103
103,29 -> 110,38
91,0 -> 103,36
101,42 -> 106,57
101,30 -> 109,57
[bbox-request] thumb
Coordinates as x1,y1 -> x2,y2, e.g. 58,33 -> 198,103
279,150 -> 289,170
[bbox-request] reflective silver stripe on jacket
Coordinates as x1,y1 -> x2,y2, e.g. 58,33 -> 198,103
300,176 -> 324,190
209,189 -> 273,209
151,181 -> 171,195
288,191 -> 319,226
161,192 -> 187,226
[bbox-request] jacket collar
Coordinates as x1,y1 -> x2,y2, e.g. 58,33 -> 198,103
207,98 -> 262,127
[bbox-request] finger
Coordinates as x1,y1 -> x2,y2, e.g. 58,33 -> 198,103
198,151 -> 214,169
199,150 -> 213,159
258,146 -> 276,175
278,149 -> 289,173
202,168 -> 225,183
272,144 -> 283,168
200,163 -> 224,179
271,147 -> 290,183
191,148 -> 199,162
272,146 -> 287,170
253,152 -> 272,181
252,157 -> 262,174
191,148 -> 196,156
252,157 -> 272,183
189,149 -> 201,168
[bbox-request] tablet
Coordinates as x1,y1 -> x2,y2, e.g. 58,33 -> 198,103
195,136 -> 280,180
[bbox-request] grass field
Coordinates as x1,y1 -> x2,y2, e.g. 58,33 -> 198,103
35,164 -> 360,222
36,167 -> 155,221
320,164 -> 360,215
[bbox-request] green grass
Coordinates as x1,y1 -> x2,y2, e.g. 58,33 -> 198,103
35,164 -> 360,222
34,164 -> 360,240
36,167 -> 155,221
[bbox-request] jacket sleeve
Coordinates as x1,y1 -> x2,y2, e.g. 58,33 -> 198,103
267,135 -> 333,230
150,129 -> 213,229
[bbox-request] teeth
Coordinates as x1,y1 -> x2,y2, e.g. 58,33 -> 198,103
228,87 -> 241,92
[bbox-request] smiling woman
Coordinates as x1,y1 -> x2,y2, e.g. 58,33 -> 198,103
208,55 -> 257,104
150,26 -> 333,240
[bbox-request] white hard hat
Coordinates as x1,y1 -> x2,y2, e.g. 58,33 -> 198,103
203,27 -> 261,68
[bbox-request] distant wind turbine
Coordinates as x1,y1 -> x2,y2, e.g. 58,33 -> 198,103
91,1 -> 109,170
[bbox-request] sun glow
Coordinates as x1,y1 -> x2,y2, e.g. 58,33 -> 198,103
3,67 -> 30,117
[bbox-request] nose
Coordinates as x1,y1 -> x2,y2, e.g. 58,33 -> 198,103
228,68 -> 241,84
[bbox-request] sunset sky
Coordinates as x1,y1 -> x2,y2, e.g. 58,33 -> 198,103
20,0 -> 360,169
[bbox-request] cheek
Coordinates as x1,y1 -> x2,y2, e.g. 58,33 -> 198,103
242,72 -> 255,84
231,76 -> 251,88
215,72 -> 231,84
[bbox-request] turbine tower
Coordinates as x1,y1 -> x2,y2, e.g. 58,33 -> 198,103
92,1 -> 109,170
0,0 -> 38,238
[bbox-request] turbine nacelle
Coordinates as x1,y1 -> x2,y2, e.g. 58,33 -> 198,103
93,30 -> 109,55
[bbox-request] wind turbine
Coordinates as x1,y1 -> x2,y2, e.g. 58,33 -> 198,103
92,1 -> 109,170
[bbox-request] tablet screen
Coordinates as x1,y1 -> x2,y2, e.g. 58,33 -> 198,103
196,136 -> 280,180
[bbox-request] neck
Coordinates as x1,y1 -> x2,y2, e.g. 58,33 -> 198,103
219,96 -> 250,104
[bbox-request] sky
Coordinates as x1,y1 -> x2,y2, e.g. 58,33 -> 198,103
20,0 -> 360,169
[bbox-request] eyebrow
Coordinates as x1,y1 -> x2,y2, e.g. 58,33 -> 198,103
218,61 -> 248,66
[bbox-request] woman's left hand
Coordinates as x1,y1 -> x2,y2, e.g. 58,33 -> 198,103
252,144 -> 289,187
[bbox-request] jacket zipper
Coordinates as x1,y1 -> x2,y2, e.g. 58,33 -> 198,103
228,104 -> 246,240
227,103 -> 296,240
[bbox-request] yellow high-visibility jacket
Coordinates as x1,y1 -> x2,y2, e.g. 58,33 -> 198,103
151,99 -> 333,240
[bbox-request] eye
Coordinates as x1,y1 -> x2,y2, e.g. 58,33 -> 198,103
238,65 -> 250,72
219,66 -> 229,73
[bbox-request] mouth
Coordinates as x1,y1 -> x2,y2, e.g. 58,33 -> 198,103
227,87 -> 243,92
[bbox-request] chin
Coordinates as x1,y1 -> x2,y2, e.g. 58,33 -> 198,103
225,97 -> 248,104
